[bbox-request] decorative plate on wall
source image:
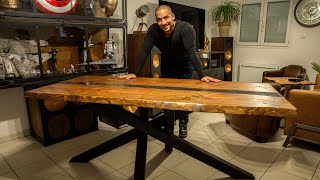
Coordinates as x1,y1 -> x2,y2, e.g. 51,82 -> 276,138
294,0 -> 320,27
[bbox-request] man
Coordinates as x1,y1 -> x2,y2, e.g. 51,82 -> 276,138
120,5 -> 221,138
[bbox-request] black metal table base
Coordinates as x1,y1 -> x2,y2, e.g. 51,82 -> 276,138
70,105 -> 255,179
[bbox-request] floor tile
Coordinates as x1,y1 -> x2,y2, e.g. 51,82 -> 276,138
123,140 -> 163,155
40,139 -> 79,158
201,122 -> 233,137
204,146 -> 236,162
271,154 -> 317,179
99,171 -> 131,180
282,144 -> 320,165
98,148 -> 136,170
208,171 -> 234,180
185,130 -> 219,146
65,159 -> 115,180
0,137 -> 41,157
14,158 -> 64,180
172,157 -> 217,180
261,168 -> 308,180
229,156 -> 269,179
6,149 -> 48,170
153,170 -> 188,180
237,145 -> 280,166
0,156 -> 12,176
0,171 -> 19,179
70,133 -> 106,149
221,130 -> 253,145
146,149 -> 189,169
0,112 -> 319,180
187,119 -> 213,130
50,147 -> 85,170
118,162 -> 167,180
43,171 -> 74,180
313,167 -> 320,180
209,138 -> 247,155
95,123 -> 133,140
250,133 -> 286,154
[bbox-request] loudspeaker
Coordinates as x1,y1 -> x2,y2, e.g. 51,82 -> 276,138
128,31 -> 151,77
150,46 -> 161,78
211,37 -> 233,81
128,32 -> 161,78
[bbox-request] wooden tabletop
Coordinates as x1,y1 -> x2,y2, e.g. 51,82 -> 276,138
25,75 -> 297,118
264,77 -> 317,86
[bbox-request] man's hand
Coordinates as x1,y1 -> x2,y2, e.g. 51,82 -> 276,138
201,76 -> 221,83
119,74 -> 137,79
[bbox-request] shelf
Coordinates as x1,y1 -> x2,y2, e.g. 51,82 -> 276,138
196,51 -> 225,55
0,0 -> 128,90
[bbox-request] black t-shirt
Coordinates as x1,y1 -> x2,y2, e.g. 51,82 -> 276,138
133,19 -> 205,79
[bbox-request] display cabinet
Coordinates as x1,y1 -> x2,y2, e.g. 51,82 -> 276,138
0,0 -> 127,85
0,0 -> 128,145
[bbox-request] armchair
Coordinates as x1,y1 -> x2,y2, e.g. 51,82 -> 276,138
283,88 -> 320,146
262,65 -> 306,82
262,65 -> 307,97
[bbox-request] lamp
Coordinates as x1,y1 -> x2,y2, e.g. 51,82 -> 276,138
135,4 -> 150,31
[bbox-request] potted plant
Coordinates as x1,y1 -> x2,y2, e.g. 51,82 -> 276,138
211,1 -> 241,37
311,62 -> 320,89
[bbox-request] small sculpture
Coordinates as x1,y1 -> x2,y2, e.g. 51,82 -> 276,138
204,33 -> 209,52
48,48 -> 59,74
104,37 -> 116,61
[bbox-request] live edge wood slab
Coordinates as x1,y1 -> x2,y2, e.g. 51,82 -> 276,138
25,75 -> 296,118
25,75 -> 297,179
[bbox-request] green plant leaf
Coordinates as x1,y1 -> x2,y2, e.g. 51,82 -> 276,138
311,62 -> 320,74
211,1 -> 241,23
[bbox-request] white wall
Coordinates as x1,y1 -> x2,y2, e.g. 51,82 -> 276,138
205,0 -> 320,83
127,0 -> 212,36
0,87 -> 29,143
128,0 -> 320,83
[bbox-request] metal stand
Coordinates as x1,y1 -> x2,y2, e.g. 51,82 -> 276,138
283,123 -> 320,147
70,105 -> 255,179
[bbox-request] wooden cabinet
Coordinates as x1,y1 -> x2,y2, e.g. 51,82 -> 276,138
0,0 -> 128,145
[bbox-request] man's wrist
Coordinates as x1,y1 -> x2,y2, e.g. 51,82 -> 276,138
198,70 -> 205,79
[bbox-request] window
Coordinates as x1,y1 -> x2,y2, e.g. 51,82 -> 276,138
238,0 -> 292,46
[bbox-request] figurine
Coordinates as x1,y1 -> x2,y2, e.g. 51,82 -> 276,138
48,48 -> 58,74
104,37 -> 116,61
204,33 -> 209,52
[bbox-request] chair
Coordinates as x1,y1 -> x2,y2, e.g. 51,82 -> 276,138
283,88 -> 320,146
262,65 -> 307,97
225,83 -> 283,143
262,65 -> 306,82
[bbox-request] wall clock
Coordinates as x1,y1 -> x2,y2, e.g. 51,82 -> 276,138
294,0 -> 320,27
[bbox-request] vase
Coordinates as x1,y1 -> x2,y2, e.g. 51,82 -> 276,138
218,21 -> 231,37
315,74 -> 320,90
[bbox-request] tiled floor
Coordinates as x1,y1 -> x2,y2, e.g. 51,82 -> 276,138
0,112 -> 319,180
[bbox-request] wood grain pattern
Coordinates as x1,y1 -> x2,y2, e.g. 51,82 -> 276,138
264,77 -> 317,86
25,76 -> 297,118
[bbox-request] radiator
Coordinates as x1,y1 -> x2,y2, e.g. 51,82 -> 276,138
238,63 -> 278,83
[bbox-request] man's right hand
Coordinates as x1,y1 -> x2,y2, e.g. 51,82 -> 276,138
119,74 -> 137,79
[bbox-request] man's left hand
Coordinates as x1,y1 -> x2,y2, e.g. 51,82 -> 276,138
201,76 -> 221,83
